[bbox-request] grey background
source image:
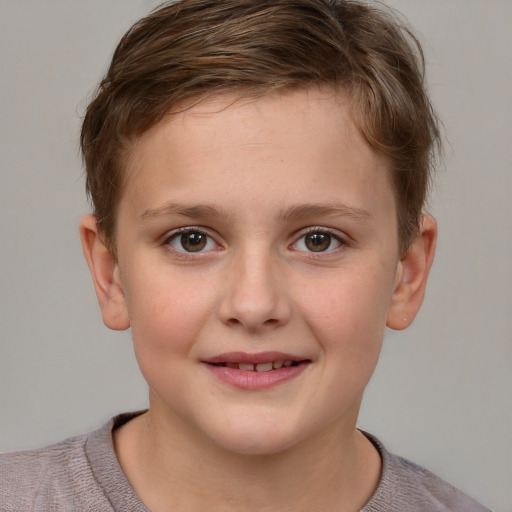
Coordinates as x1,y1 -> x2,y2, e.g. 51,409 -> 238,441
0,1 -> 510,510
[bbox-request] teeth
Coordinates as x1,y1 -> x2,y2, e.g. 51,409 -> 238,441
255,362 -> 273,372
221,360 -> 299,371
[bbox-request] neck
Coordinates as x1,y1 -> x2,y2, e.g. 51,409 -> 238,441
114,408 -> 381,512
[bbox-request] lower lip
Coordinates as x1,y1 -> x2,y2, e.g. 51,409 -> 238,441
203,362 -> 309,390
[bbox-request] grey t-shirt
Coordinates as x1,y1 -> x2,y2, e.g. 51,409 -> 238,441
0,412 -> 490,511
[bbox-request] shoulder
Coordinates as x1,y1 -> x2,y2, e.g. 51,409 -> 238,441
361,432 -> 492,512
1,424 -> 113,511
0,412 -> 147,512
1,434 -> 86,510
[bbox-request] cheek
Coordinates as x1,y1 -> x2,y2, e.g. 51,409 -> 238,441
124,272 -> 217,375
296,267 -> 394,358
289,272 -> 391,426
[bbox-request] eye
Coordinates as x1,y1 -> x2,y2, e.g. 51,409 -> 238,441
293,229 -> 343,253
167,229 -> 217,253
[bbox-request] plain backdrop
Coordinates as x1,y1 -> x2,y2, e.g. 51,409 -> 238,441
0,1 -> 510,510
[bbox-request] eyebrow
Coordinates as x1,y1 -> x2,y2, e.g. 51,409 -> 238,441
278,203 -> 372,222
140,202 -> 230,222
140,202 -> 372,223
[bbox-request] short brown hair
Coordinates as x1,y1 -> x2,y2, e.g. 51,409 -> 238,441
81,0 -> 441,256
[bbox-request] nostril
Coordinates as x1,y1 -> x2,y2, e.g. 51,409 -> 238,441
224,316 -> 281,330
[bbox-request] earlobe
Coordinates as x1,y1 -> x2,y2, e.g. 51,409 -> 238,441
79,215 -> 130,331
386,215 -> 437,330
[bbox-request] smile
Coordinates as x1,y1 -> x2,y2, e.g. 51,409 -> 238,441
210,360 -> 300,372
203,353 -> 310,390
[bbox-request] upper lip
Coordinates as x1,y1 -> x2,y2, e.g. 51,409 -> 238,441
202,351 -> 309,365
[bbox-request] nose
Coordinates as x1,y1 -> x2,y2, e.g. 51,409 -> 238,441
217,249 -> 291,332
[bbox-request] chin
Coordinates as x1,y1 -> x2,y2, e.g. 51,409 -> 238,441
205,419 -> 304,456
215,435 -> 296,456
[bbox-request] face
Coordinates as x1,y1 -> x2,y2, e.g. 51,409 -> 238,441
86,89 -> 426,455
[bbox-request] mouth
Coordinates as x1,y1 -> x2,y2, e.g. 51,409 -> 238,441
208,360 -> 303,372
202,352 -> 311,389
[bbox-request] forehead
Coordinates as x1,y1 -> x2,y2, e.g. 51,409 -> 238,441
120,88 -> 394,221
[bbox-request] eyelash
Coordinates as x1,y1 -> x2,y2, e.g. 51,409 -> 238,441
291,227 -> 346,255
163,227 -> 219,255
162,226 -> 348,256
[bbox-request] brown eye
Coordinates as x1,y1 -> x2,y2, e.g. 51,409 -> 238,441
304,232 -> 332,252
168,230 -> 216,253
293,230 -> 343,253
180,232 -> 207,252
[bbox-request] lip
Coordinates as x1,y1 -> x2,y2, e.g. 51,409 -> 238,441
202,351 -> 311,390
203,351 -> 306,365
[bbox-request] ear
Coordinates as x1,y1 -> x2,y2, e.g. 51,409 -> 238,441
386,215 -> 437,330
79,214 -> 130,331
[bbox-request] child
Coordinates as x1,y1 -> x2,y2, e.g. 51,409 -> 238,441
0,1 -> 491,510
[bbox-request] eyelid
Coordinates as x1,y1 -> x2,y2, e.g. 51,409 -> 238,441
290,226 -> 348,253
160,225 -> 349,255
163,226 -> 222,254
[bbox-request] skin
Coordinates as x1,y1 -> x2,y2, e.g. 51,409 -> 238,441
80,88 -> 436,512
